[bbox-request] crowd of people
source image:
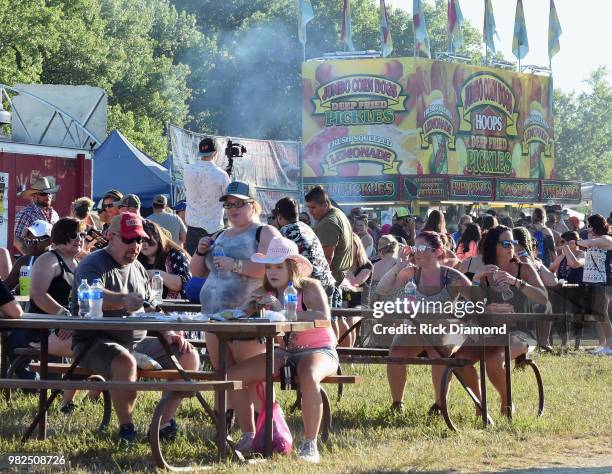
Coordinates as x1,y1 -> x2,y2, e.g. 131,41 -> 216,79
1,138 -> 611,463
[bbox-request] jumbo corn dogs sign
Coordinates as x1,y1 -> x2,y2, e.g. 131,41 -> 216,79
302,58 -> 556,202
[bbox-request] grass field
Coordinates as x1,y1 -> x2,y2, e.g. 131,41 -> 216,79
0,351 -> 611,473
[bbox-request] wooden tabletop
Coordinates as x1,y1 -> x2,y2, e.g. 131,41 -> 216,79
0,314 -> 330,335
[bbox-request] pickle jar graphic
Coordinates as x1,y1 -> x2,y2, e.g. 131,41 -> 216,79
422,92 -> 453,175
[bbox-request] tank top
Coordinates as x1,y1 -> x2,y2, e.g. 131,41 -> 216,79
583,247 -> 612,285
200,224 -> 263,314
414,267 -> 453,302
464,258 -> 475,282
556,256 -> 583,284
282,288 -> 336,351
29,250 -> 74,314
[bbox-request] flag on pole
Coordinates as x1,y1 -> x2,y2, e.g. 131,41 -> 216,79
298,0 -> 315,46
341,0 -> 355,52
483,0 -> 498,55
447,0 -> 464,52
380,0 -> 393,58
548,0 -> 562,63
512,0 -> 529,61
413,0 -> 431,58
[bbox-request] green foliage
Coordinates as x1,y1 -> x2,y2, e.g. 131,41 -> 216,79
553,67 -> 612,183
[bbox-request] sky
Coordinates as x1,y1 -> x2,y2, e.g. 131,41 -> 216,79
385,0 -> 611,93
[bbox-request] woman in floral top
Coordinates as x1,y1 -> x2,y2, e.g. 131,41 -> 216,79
139,220 -> 191,299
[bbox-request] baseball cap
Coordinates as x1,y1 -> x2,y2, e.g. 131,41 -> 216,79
219,181 -> 257,202
152,194 -> 167,207
108,213 -> 148,240
103,189 -> 123,201
198,137 -> 216,156
394,207 -> 409,218
119,194 -> 141,209
173,200 -> 186,212
27,220 -> 52,238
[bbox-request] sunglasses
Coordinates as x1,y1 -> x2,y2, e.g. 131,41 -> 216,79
120,236 -> 144,245
102,202 -> 117,210
36,192 -> 51,197
412,244 -> 434,253
498,239 -> 518,248
24,236 -> 50,245
69,232 -> 87,241
222,200 -> 252,209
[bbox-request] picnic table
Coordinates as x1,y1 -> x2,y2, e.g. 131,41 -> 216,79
0,314 -> 329,468
331,308 -> 570,428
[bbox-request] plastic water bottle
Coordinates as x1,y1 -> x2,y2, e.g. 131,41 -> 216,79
493,270 -> 514,301
77,279 -> 91,318
283,281 -> 298,321
88,279 -> 104,318
211,242 -> 228,275
151,271 -> 164,306
404,278 -> 418,316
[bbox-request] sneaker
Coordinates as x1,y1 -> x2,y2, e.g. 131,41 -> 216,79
118,423 -> 137,445
602,347 -> 612,356
298,439 -> 320,464
59,400 -> 77,415
235,432 -> 255,453
159,419 -> 178,441
591,347 -> 605,355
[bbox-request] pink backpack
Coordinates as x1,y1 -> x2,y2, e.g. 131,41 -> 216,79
252,383 -> 293,455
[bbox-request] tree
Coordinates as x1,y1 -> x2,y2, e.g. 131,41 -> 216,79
553,67 -> 612,183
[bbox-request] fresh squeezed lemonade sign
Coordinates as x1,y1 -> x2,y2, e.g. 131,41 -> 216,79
302,58 -> 556,193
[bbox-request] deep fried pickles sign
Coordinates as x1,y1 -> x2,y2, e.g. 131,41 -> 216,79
302,58 -> 556,201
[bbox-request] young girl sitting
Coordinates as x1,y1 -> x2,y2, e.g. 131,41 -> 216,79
227,237 -> 337,463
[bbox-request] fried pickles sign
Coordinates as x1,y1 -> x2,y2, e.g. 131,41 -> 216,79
302,58 -> 556,197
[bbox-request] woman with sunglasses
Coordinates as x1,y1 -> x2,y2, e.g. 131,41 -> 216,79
466,225 -> 547,414
191,181 -> 280,376
138,221 -> 191,299
228,237 -> 336,463
376,231 -> 477,413
576,214 -> 612,355
29,217 -> 94,412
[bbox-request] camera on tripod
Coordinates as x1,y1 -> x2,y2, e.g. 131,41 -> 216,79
225,140 -> 246,158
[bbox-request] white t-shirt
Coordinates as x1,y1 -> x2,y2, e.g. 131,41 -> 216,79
183,160 -> 230,232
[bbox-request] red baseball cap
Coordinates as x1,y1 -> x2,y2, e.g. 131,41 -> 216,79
108,212 -> 148,239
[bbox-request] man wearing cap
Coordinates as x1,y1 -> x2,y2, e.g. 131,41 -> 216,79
183,137 -> 231,255
173,200 -> 187,225
146,194 -> 187,247
117,194 -> 141,215
14,177 -> 60,255
99,189 -> 123,231
70,213 -> 199,444
389,209 -> 413,246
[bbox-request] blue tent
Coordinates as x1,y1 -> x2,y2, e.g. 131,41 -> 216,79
93,130 -> 172,206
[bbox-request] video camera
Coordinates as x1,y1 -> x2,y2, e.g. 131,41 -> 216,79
224,139 -> 247,177
225,140 -> 246,159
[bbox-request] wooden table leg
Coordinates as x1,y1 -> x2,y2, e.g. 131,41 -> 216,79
504,332 -> 513,419
216,337 -> 228,461
1,331 -> 8,401
264,336 -> 274,457
480,335 -> 488,428
38,329 -> 48,440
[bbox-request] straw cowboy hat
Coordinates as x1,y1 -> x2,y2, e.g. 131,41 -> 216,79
18,177 -> 59,200
251,237 -> 313,277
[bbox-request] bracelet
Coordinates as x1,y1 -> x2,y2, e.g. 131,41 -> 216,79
232,259 -> 243,273
195,249 -> 206,257
518,279 -> 527,289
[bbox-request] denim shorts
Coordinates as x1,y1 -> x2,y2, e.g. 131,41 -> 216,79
275,346 -> 339,369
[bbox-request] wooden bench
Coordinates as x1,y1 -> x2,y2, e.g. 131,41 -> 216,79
29,362 -> 361,444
